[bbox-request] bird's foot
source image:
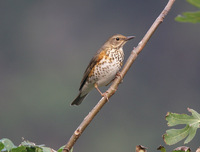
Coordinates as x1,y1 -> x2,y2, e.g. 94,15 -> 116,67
101,92 -> 109,101
94,83 -> 109,101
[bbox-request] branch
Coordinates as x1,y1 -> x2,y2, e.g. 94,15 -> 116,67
63,0 -> 176,151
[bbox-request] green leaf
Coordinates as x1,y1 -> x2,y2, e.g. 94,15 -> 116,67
166,112 -> 197,126
175,0 -> 200,23
187,0 -> 200,8
0,142 -> 4,151
20,140 -> 47,152
41,147 -> 54,152
0,138 -> 59,152
57,146 -> 64,152
20,140 -> 44,147
157,145 -> 166,152
58,146 -> 73,152
163,125 -> 190,145
175,11 -> 200,23
11,146 -> 27,152
188,108 -> 200,119
0,138 -> 16,151
163,108 -> 200,145
70,147 -> 73,152
184,123 -> 198,144
25,146 -> 43,152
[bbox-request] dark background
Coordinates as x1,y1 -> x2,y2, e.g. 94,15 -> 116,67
0,0 -> 200,152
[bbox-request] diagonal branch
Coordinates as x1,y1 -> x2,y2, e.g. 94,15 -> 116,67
63,0 -> 176,151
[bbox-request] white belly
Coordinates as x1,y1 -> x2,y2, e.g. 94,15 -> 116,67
95,62 -> 120,86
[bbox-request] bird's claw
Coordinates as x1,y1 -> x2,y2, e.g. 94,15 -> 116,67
101,92 -> 109,101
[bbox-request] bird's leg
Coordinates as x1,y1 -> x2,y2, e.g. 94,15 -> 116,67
94,83 -> 109,101
94,83 -> 102,95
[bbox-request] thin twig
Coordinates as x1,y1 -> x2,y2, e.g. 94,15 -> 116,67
63,0 -> 175,151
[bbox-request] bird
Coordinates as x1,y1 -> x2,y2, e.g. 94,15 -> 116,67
71,34 -> 135,105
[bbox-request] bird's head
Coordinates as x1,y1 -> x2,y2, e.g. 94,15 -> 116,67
105,34 -> 135,49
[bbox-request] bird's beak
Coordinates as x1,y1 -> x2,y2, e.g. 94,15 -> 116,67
126,36 -> 135,41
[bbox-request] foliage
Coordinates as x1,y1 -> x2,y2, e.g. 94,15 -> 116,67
158,145 -> 194,152
163,108 -> 200,145
0,138 -> 67,152
175,0 -> 200,23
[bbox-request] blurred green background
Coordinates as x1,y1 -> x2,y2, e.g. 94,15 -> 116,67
0,0 -> 200,151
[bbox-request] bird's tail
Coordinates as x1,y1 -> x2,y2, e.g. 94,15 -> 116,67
71,93 -> 88,105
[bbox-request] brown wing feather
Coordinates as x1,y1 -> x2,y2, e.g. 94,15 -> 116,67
79,48 -> 107,91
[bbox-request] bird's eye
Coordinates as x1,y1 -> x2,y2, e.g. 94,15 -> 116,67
116,37 -> 119,41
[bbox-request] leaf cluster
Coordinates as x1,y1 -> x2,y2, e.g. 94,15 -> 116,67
175,0 -> 200,23
0,138 -> 68,152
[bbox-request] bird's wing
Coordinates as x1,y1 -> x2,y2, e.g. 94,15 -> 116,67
79,48 -> 107,91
